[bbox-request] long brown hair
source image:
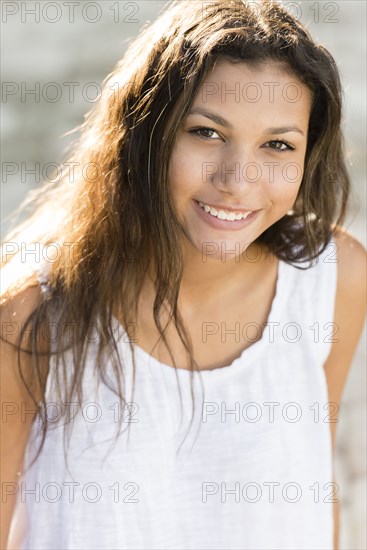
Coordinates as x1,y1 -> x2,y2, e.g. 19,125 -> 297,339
1,0 -> 350,472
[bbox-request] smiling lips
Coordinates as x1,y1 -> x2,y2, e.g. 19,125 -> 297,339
197,200 -> 254,221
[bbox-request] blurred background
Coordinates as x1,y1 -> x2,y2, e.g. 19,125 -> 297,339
1,1 -> 366,547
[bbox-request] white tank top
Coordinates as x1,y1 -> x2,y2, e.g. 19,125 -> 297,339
9,240 -> 338,550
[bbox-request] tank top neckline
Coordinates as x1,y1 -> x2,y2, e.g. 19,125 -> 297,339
111,256 -> 292,382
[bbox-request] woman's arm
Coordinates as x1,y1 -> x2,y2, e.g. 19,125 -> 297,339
0,284 -> 50,549
323,226 -> 367,550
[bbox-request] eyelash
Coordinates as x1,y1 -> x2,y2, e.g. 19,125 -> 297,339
188,126 -> 296,152
264,139 -> 295,152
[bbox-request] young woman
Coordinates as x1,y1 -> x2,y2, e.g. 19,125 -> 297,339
1,0 -> 366,548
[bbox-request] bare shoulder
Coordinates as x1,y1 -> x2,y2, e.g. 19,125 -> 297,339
332,225 -> 367,291
329,224 -> 367,359
323,225 -> 367,448
0,282 -> 50,548
1,282 -> 50,400
1,283 -> 45,345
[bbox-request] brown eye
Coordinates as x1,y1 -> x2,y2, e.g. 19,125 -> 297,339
265,140 -> 295,152
189,127 -> 221,140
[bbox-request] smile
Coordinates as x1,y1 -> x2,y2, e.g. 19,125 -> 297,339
197,201 -> 253,221
193,199 -> 260,231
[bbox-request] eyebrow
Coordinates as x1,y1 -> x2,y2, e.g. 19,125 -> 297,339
187,108 -> 304,136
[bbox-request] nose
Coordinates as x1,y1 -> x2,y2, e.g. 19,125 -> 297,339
210,146 -> 262,195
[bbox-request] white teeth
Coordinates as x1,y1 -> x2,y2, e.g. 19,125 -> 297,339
198,201 -> 252,221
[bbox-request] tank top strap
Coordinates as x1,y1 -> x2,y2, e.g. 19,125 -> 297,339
280,235 -> 338,367
313,235 -> 338,321
311,236 -> 339,364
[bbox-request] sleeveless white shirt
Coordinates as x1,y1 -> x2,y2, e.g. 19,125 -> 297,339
9,240 -> 338,549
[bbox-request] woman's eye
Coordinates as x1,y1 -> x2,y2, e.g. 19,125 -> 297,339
188,127 -> 221,140
264,140 -> 295,152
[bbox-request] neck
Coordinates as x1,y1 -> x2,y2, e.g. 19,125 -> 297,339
145,236 -> 270,315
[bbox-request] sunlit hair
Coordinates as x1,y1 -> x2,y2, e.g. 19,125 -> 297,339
1,0 -> 350,471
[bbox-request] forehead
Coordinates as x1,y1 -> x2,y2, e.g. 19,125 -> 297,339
192,59 -> 313,120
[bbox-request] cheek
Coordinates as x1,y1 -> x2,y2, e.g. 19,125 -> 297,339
268,162 -> 304,207
167,150 -> 182,197
168,147 -> 203,199
280,161 -> 304,187
168,154 -> 190,216
273,185 -> 301,209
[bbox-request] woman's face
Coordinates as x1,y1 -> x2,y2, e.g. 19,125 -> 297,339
167,59 -> 312,260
